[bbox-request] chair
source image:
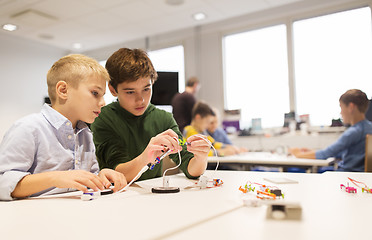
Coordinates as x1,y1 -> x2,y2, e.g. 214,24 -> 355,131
365,134 -> 372,172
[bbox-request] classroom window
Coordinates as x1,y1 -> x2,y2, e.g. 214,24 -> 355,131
148,45 -> 185,93
223,24 -> 289,129
293,7 -> 372,126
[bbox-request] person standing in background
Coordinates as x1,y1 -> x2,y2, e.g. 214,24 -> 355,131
171,77 -> 200,132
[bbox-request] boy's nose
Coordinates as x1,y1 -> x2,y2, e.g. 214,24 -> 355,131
99,97 -> 105,107
136,94 -> 144,103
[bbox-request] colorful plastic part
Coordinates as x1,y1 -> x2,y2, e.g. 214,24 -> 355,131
213,179 -> 224,187
340,184 -> 357,193
256,190 -> 276,200
239,184 -> 255,193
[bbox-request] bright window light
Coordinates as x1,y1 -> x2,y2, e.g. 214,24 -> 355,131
223,25 -> 289,128
148,45 -> 185,93
293,7 -> 372,126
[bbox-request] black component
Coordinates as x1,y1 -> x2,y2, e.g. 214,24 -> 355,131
270,189 -> 282,197
151,187 -> 180,194
100,189 -> 114,195
272,205 -> 285,212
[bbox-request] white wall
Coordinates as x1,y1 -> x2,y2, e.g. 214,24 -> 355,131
0,0 -> 368,140
84,0 -> 370,120
0,33 -> 67,139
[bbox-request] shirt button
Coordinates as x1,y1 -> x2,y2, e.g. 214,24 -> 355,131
66,122 -> 71,126
75,160 -> 78,165
68,135 -> 72,140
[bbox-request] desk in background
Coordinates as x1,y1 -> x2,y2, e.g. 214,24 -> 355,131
230,132 -> 341,151
1,170 -> 371,240
208,152 -> 334,173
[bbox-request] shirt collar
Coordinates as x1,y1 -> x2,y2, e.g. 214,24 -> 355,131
41,104 -> 89,131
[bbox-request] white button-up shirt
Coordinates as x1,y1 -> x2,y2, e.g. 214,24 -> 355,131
0,104 -> 99,200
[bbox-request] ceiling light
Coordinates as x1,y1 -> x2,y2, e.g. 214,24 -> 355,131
2,23 -> 17,31
193,12 -> 206,21
72,43 -> 82,49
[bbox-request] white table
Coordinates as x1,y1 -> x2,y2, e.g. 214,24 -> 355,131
208,152 -> 335,173
1,171 -> 371,240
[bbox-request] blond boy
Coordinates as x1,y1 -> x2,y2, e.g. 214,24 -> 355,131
0,54 -> 126,201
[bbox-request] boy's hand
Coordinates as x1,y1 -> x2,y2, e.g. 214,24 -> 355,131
98,169 -> 127,192
186,134 -> 211,161
145,129 -> 182,163
51,170 -> 106,192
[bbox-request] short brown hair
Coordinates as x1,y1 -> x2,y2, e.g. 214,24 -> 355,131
186,76 -> 199,87
192,101 -> 215,119
105,48 -> 158,91
339,89 -> 369,113
47,54 -> 109,104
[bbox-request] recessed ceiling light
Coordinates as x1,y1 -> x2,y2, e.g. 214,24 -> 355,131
2,23 -> 17,31
193,12 -> 206,21
72,43 -> 82,49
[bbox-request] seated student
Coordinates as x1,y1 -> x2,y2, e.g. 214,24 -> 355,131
290,89 -> 372,172
91,48 -> 210,183
207,108 -> 248,154
0,54 -> 127,201
184,101 -> 238,156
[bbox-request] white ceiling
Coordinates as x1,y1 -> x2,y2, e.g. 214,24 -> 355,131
0,0 -> 303,52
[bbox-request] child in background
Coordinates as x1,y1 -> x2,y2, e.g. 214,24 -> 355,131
290,89 -> 372,172
91,48 -> 210,183
0,54 -> 127,201
184,101 -> 238,156
207,107 -> 248,153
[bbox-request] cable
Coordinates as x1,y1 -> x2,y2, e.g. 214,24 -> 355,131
116,164 -> 150,194
162,148 -> 182,177
117,134 -> 221,194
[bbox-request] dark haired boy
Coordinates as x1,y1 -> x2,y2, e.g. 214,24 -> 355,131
91,48 -> 210,182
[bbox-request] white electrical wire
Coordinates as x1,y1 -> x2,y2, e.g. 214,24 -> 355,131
116,164 -> 149,193
116,134 -> 220,193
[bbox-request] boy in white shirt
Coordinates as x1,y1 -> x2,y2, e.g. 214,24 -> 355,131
0,54 -> 127,201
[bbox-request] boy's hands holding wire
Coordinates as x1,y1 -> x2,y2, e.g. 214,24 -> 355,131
145,129 -> 182,164
185,134 -> 210,176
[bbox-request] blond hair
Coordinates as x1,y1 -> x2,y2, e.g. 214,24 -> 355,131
47,54 -> 109,104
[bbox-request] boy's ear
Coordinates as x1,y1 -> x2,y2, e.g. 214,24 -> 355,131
348,102 -> 357,112
108,83 -> 118,97
55,81 -> 68,100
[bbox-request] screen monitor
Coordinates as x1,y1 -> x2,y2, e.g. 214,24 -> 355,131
151,71 -> 179,105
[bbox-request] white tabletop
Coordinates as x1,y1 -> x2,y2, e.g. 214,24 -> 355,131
208,152 -> 334,172
1,170 -> 371,240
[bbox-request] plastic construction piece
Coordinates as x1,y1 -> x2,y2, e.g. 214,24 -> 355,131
347,177 -> 372,194
80,189 -> 114,201
340,184 -> 357,193
239,181 -> 284,199
178,138 -> 191,146
239,183 -> 255,193
362,187 -> 372,193
256,190 -> 276,200
151,186 -> 180,194
149,149 -> 172,170
213,178 -> 224,187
